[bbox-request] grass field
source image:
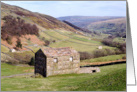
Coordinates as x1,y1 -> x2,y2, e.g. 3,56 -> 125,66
1,63 -> 126,91
1,45 -> 9,52
6,51 -> 35,64
1,63 -> 34,76
28,29 -> 124,54
50,40 -> 114,52
39,30 -> 115,52
81,54 -> 125,64
113,37 -> 126,43
39,32 -> 55,41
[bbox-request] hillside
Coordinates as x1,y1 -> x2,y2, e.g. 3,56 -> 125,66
1,2 -> 112,52
58,16 -> 124,28
63,20 -> 92,34
1,2 -> 81,50
58,16 -> 126,37
1,2 -> 78,32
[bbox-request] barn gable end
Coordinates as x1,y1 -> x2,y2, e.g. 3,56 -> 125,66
35,49 -> 47,77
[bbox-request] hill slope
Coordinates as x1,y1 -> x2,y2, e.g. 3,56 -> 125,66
1,2 -> 113,53
58,16 -> 126,37
1,2 -> 82,50
1,2 -> 78,32
58,16 -> 124,28
87,17 -> 126,31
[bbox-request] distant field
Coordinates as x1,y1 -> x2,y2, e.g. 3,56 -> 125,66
39,32 -> 55,41
87,18 -> 126,31
1,64 -> 126,91
50,40 -> 114,52
39,30 -> 116,52
81,54 -> 125,64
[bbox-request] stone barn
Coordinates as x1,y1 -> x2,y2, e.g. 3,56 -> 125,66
35,47 -> 80,77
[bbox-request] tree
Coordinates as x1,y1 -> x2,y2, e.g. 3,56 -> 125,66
16,38 -> 22,49
6,36 -> 12,45
44,40 -> 50,46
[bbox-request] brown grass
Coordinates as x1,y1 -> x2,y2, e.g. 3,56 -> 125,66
1,35 -> 44,51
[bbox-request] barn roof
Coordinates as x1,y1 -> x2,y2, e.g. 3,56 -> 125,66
41,47 -> 78,57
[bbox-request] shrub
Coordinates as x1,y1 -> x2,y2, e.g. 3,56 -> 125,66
102,38 -> 126,54
14,11 -> 26,16
122,56 -> 126,59
6,36 -> 12,45
1,15 -> 39,41
93,48 -> 123,58
102,39 -> 112,46
44,40 -> 50,46
105,48 -> 115,55
118,43 -> 126,54
16,38 -> 22,49
79,52 -> 94,60
29,57 -> 35,66
93,49 -> 108,58
79,48 -> 123,60
52,40 -> 56,43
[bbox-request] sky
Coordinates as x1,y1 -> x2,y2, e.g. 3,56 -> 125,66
2,1 -> 126,18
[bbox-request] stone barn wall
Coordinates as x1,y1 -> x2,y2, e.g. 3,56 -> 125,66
35,47 -> 81,77
47,53 -> 80,76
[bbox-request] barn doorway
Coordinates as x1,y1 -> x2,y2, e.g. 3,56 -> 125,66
92,70 -> 96,73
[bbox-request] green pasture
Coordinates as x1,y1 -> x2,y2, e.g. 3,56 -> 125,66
1,64 -> 126,91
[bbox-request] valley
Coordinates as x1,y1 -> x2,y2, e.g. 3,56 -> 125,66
1,2 -> 126,91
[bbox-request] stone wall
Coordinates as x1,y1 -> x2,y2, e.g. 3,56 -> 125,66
47,53 -> 80,76
79,67 -> 100,74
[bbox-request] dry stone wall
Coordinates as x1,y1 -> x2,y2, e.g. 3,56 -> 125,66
79,67 -> 100,74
